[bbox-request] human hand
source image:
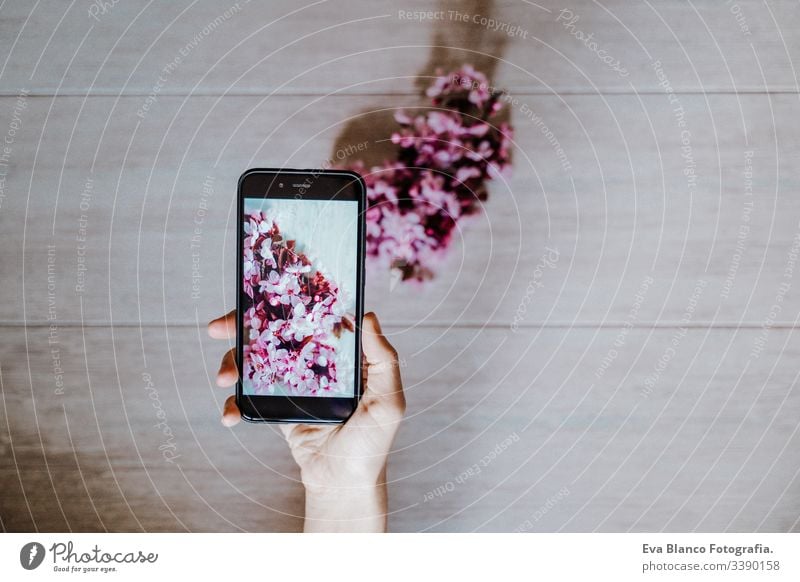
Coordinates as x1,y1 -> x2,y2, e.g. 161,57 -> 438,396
208,311 -> 405,532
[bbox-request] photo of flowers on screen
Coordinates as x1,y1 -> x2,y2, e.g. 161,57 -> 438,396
241,199 -> 357,397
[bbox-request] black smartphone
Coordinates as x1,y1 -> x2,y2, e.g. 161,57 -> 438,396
236,168 -> 366,423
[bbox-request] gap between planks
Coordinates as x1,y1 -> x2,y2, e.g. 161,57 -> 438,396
1,90 -> 799,98
0,321 -> 797,330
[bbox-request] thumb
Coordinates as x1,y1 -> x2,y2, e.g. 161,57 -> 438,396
360,312 -> 402,398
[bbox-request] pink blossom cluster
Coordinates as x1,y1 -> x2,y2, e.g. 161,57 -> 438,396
359,65 -> 513,281
242,211 -> 352,396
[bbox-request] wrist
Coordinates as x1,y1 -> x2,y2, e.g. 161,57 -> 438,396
303,480 -> 388,533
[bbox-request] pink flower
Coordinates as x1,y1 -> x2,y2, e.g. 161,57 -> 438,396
347,65 -> 514,281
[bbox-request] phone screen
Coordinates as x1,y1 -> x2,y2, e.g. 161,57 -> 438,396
240,193 -> 359,399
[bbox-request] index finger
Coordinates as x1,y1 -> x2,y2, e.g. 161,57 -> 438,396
208,310 -> 236,340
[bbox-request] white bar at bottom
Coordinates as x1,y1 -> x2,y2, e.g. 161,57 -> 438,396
1,533 -> 797,581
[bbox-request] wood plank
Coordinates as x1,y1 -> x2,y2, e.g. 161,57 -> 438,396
0,0 -> 799,95
2,325 -> 799,531
0,324 -> 304,532
1,93 -> 800,325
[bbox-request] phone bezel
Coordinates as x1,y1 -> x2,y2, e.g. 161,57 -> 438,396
236,168 -> 366,424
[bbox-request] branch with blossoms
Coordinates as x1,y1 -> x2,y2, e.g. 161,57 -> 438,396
242,211 -> 353,396
352,65 -> 513,282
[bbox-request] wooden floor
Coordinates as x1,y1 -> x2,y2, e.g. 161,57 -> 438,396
1,0 -> 800,532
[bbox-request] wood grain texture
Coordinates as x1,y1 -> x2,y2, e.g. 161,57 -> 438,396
1,93 -> 799,325
1,326 -> 799,532
0,0 -> 798,95
0,325 -> 305,532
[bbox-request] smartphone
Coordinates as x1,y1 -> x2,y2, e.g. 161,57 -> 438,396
236,168 -> 366,423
